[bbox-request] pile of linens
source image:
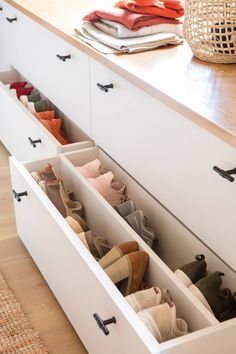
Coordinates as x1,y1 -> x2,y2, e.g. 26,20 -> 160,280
75,0 -> 184,54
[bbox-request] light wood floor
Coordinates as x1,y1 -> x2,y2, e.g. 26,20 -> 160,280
0,143 -> 88,354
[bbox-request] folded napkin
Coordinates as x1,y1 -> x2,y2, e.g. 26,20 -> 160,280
94,19 -> 183,38
83,7 -> 181,31
75,22 -> 182,54
115,0 -> 185,18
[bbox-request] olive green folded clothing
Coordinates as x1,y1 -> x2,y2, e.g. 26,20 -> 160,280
27,99 -> 49,113
20,91 -> 41,106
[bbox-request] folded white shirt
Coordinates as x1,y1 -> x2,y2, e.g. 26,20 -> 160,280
94,19 -> 183,38
75,22 -> 182,54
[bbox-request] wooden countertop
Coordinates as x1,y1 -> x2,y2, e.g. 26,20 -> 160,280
4,0 -> 236,147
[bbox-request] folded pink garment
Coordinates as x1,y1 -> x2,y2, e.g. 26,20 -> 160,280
115,0 -> 185,19
83,7 -> 182,31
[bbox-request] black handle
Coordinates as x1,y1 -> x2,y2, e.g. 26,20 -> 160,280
28,137 -> 42,148
0,7 -> 3,11
93,313 -> 116,335
213,165 -> 236,182
6,17 -> 17,23
97,83 -> 113,93
12,190 -> 28,202
56,54 -> 71,62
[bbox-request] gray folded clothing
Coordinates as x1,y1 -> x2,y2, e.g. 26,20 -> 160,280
74,22 -> 183,54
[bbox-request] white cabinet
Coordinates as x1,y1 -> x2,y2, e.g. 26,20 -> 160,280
1,1 -> 236,353
11,150 -> 236,354
90,58 -> 236,272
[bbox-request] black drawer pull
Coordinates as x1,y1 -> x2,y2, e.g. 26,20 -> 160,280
93,313 -> 116,335
6,17 -> 17,23
28,137 -> 42,148
56,54 -> 71,62
97,83 -> 113,93
12,190 -> 28,202
213,165 -> 236,182
0,7 -> 3,11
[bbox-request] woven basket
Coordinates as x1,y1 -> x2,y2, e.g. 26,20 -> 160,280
184,0 -> 236,63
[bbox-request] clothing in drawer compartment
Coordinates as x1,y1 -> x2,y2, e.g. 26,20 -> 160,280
175,255 -> 236,322
31,163 -> 111,259
6,80 -> 70,145
77,158 -> 158,248
30,162 -> 188,343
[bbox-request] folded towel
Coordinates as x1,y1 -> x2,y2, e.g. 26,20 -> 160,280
83,7 -> 182,31
94,19 -> 183,38
115,0 -> 184,18
75,22 -> 182,54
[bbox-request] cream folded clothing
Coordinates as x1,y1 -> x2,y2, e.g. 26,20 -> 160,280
75,22 -> 182,54
94,19 -> 183,38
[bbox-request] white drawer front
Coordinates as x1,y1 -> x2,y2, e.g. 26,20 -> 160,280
90,58 -> 236,271
9,156 -> 159,354
0,2 -> 11,70
3,2 -> 91,136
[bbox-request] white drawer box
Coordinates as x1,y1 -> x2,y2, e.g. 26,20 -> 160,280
0,69 -> 93,161
9,149 -> 236,354
2,1 -> 91,136
90,58 -> 236,272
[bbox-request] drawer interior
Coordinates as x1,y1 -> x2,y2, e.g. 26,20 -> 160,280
64,147 -> 236,291
22,153 -> 219,346
0,69 -> 91,148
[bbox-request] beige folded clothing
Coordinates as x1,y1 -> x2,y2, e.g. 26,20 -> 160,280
94,19 -> 183,38
75,22 -> 182,54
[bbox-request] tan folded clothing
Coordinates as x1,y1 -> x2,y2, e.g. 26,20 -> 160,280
94,19 -> 183,38
75,22 -> 182,54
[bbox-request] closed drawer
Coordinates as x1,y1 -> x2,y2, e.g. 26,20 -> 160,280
3,1 -> 91,136
0,2 -> 10,70
0,69 -> 93,161
90,58 -> 236,272
10,150 -> 236,354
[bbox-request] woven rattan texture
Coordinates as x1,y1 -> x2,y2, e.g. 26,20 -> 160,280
184,0 -> 236,63
0,272 -> 49,353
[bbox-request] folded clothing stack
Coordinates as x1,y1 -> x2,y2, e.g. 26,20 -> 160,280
75,0 -> 184,54
7,81 -> 70,145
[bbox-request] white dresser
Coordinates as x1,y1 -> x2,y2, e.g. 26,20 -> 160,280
1,1 -> 236,353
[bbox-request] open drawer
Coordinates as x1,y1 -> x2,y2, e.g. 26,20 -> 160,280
10,151 -> 236,354
0,69 -> 93,161
1,0 -> 91,136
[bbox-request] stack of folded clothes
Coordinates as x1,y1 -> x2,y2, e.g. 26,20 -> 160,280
7,81 -> 70,145
75,0 -> 184,54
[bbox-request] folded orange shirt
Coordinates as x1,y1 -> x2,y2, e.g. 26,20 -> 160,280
34,111 -> 55,120
83,8 -> 181,31
39,118 -> 70,145
115,0 -> 184,18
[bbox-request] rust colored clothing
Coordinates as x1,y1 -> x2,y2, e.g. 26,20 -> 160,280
83,8 -> 181,31
115,0 -> 184,18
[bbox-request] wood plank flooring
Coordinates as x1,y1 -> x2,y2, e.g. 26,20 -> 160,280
0,143 -> 88,354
